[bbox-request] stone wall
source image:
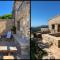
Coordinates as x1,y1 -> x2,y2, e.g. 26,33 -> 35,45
42,34 -> 58,47
0,19 -> 14,35
42,34 -> 60,59
43,15 -> 60,59
13,1 -> 30,59
14,1 -> 30,39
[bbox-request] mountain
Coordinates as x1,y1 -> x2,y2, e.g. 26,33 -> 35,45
31,25 -> 48,32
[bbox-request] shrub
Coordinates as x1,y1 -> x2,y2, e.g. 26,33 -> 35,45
11,26 -> 16,34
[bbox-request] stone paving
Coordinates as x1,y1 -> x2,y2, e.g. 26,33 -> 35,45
14,34 -> 30,59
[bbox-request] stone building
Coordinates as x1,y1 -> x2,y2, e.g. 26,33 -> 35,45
48,15 -> 60,33
42,15 -> 60,59
41,28 -> 48,32
12,1 -> 30,59
41,28 -> 50,33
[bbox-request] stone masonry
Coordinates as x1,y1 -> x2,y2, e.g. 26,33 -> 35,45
12,1 -> 30,59
48,15 -> 60,33
42,15 -> 60,59
0,19 -> 14,35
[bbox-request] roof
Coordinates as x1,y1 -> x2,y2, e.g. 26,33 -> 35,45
48,15 -> 60,21
48,15 -> 60,24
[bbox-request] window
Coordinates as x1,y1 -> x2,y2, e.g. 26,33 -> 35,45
17,20 -> 20,31
52,24 -> 55,29
58,40 -> 60,48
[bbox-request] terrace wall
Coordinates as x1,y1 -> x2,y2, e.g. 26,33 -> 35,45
0,19 -> 14,35
42,34 -> 58,46
42,34 -> 60,59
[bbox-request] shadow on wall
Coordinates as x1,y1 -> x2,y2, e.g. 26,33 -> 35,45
0,19 -> 14,35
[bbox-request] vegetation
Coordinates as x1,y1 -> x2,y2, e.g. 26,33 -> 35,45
31,38 -> 36,60
31,38 -> 48,59
11,26 -> 16,34
0,14 -> 12,19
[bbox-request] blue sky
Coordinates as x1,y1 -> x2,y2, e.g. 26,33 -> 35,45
31,1 -> 60,27
0,1 -> 14,16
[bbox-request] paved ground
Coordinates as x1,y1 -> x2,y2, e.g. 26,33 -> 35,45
14,34 -> 30,59
0,38 -> 21,59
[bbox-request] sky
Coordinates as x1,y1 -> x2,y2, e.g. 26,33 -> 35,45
31,1 -> 60,27
0,1 -> 14,16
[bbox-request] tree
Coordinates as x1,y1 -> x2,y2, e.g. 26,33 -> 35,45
31,38 -> 48,59
0,14 -> 12,19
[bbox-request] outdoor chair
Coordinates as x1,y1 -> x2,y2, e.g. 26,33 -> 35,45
1,32 -> 7,38
4,31 -> 14,41
0,46 -> 17,56
1,32 -> 13,41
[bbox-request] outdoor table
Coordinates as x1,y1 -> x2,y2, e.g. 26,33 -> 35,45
3,55 -> 14,59
8,46 -> 17,55
9,46 -> 17,50
0,46 -> 17,55
0,46 -> 7,53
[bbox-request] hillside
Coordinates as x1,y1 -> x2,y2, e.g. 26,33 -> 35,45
31,25 -> 48,32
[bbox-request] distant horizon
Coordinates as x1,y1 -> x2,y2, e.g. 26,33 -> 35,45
31,1 -> 60,27
31,24 -> 48,27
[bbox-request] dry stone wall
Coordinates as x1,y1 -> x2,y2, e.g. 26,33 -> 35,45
0,19 -> 14,35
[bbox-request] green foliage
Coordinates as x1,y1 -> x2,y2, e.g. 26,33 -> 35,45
0,14 -> 12,19
31,39 -> 36,60
31,27 -> 41,32
0,16 -> 2,18
11,26 -> 16,34
31,38 -> 48,59
38,48 -> 48,59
